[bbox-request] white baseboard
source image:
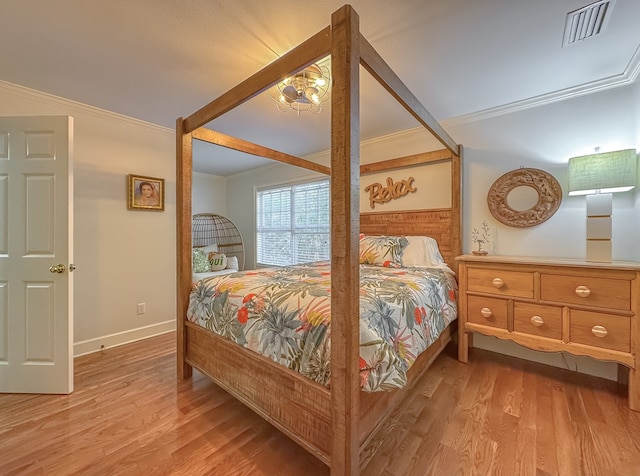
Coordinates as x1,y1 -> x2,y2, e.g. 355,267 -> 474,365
73,320 -> 176,357
473,334 -> 619,381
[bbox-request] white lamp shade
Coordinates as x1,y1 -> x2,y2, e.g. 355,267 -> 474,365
568,149 -> 637,195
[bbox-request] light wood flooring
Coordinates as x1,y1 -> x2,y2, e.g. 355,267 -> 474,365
1,332 -> 639,475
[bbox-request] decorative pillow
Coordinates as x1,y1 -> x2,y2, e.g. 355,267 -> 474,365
192,248 -> 210,273
208,252 -> 227,271
226,255 -> 239,271
359,235 -> 408,268
401,236 -> 446,267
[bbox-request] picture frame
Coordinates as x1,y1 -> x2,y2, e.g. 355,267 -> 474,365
127,174 -> 165,211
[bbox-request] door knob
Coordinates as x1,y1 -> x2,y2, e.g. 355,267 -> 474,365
49,264 -> 66,274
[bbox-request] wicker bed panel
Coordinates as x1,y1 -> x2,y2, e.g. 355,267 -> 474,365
360,209 -> 456,268
358,323 -> 453,466
185,323 -> 332,462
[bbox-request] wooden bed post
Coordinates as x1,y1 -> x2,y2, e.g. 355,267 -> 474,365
176,117 -> 193,379
451,146 -> 463,272
330,5 -> 360,475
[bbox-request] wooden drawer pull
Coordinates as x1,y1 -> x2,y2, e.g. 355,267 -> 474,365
492,278 -> 504,289
575,285 -> 591,298
591,325 -> 608,338
530,315 -> 544,327
480,307 -> 493,318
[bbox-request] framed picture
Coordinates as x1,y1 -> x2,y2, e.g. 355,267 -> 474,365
127,174 -> 165,211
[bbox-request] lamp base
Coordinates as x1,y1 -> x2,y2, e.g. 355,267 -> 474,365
585,193 -> 613,263
586,240 -> 612,262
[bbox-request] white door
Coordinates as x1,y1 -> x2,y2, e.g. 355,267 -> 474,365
0,116 -> 74,394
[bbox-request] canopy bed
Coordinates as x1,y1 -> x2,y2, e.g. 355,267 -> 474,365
176,5 -> 462,475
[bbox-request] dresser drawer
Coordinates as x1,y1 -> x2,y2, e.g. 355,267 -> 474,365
467,295 -> 508,330
467,268 -> 533,299
540,274 -> 631,311
513,302 -> 562,340
570,310 -> 630,353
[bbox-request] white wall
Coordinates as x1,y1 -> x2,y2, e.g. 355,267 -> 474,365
226,129 -> 449,269
447,83 -> 638,261
633,79 -> 640,261
192,172 -> 227,215
1,81 -> 176,355
229,82 -> 639,262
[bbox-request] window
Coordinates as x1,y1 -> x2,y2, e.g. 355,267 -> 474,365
257,179 -> 330,266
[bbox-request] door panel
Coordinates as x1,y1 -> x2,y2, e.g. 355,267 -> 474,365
25,283 -> 55,362
0,282 -> 6,362
25,174 -> 55,254
0,175 -> 7,254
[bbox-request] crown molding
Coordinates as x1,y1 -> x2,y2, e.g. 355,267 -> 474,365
443,44 -> 640,128
3,42 -> 638,151
0,80 -> 174,136
304,46 -> 640,150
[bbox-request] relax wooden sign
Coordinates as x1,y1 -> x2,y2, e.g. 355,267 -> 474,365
364,177 -> 417,209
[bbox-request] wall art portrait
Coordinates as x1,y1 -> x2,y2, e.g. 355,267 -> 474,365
127,174 -> 165,211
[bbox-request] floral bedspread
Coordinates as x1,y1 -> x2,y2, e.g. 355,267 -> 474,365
187,261 -> 457,392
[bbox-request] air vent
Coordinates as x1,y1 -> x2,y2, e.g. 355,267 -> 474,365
562,0 -> 614,47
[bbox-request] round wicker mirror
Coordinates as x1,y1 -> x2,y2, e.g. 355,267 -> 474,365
487,168 -> 562,228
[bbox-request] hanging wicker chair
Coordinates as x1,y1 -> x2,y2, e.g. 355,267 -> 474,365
192,213 -> 245,270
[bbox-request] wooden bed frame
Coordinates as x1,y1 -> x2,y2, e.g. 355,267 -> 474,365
176,6 -> 462,475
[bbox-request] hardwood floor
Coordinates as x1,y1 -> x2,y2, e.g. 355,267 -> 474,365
1,332 -> 639,475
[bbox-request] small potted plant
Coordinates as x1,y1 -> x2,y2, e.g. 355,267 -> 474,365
471,220 -> 491,256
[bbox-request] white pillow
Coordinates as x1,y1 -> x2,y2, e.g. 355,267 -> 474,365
226,255 -> 239,271
201,243 -> 219,254
401,236 -> 445,267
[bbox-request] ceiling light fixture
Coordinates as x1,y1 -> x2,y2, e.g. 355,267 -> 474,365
269,63 -> 330,114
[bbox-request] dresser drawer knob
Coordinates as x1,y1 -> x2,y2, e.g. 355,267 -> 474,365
530,315 -> 545,327
492,278 -> 504,289
480,307 -> 493,318
591,325 -> 608,338
575,285 -> 591,298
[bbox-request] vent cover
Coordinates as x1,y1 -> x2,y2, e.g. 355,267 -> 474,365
562,0 -> 614,47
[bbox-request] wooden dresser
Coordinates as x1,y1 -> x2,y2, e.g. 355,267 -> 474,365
456,254 -> 640,411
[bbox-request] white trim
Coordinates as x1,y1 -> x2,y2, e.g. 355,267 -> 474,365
306,52 -> 639,152
444,44 -> 640,128
0,80 -> 173,136
73,320 -> 176,357
4,42 -> 638,154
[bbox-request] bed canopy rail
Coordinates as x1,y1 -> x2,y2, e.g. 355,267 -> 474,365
191,128 -> 330,176
176,5 -> 461,475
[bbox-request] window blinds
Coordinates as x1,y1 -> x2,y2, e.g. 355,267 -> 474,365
257,180 -> 330,266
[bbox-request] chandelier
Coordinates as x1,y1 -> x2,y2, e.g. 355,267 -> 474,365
270,63 -> 331,114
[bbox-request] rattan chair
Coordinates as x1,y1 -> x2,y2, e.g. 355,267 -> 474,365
192,213 -> 245,270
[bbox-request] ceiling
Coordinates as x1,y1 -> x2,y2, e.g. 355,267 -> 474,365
2,0 -> 639,175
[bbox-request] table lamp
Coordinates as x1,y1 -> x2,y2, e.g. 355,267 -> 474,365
568,148 -> 637,262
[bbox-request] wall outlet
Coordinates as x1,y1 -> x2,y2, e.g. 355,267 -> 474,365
137,302 -> 146,315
